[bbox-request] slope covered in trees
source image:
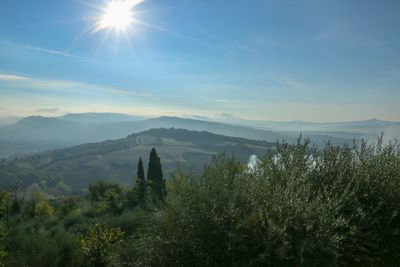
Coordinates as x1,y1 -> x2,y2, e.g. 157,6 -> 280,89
0,116 -> 284,157
0,138 -> 399,266
0,128 -> 274,192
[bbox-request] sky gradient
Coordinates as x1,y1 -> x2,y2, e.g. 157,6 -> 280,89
0,0 -> 399,122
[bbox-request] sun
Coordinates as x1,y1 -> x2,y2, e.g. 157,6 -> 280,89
100,1 -> 132,30
95,0 -> 143,32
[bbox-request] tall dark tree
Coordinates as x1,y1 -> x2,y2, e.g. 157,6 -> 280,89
147,148 -> 165,201
135,157 -> 147,206
127,157 -> 147,208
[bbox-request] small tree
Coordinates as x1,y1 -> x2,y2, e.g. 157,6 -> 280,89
147,148 -> 165,201
79,223 -> 123,267
87,180 -> 123,215
34,200 -> 54,218
57,196 -> 78,217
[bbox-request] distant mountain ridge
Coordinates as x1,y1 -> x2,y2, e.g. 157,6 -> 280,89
215,116 -> 400,133
59,112 -> 146,123
0,113 -> 397,158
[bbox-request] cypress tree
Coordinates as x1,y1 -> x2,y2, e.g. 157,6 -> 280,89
147,148 -> 165,201
127,157 -> 147,208
136,157 -> 146,205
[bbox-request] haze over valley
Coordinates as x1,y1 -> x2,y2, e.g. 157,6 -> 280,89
1,112 -> 398,159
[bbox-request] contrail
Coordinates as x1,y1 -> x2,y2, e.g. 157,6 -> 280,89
0,39 -> 85,60
243,72 -> 251,89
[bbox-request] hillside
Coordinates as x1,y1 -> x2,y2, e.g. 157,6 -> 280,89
0,128 -> 274,193
0,115 -> 356,157
0,116 -> 285,157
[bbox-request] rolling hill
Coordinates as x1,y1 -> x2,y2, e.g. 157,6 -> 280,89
0,114 -> 361,158
0,128 -> 275,193
0,116 -> 287,157
0,113 -> 400,158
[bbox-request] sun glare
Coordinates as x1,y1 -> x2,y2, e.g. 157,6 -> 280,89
95,0 -> 143,32
100,1 -> 132,30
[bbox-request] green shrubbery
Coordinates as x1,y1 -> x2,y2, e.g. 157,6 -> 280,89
79,223 -> 124,267
5,221 -> 83,266
126,138 -> 400,266
0,140 -> 399,266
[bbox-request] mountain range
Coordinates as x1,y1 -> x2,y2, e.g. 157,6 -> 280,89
1,112 -> 396,158
0,115 -> 281,157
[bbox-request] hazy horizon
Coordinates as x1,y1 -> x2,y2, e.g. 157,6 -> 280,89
1,111 -> 400,124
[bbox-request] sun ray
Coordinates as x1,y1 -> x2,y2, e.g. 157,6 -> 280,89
93,28 -> 113,58
121,27 -> 136,55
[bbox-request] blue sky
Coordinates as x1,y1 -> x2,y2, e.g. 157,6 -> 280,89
0,0 -> 399,122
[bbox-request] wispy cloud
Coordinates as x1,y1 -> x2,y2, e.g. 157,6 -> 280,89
0,72 -> 173,117
0,72 -> 154,99
269,73 -> 315,92
0,39 -> 85,60
0,73 -> 29,81
35,108 -> 60,113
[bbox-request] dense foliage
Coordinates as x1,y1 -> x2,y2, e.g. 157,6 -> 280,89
0,139 -> 399,266
79,223 -> 123,267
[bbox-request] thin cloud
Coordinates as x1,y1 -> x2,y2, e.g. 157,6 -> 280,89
0,39 -> 85,60
0,72 -> 155,99
35,108 -> 60,113
269,73 -> 315,92
0,73 -> 29,81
